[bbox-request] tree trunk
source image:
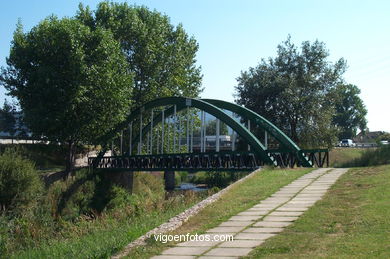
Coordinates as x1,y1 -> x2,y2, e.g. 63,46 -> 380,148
65,140 -> 76,178
290,120 -> 299,143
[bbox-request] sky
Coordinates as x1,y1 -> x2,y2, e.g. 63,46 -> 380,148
1,0 -> 389,132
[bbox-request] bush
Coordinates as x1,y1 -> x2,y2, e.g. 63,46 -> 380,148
353,144 -> 390,166
0,148 -> 43,212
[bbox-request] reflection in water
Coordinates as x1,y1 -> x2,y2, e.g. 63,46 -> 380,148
176,182 -> 208,192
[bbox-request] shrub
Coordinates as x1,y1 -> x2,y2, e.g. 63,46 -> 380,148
356,144 -> 390,166
0,148 -> 43,212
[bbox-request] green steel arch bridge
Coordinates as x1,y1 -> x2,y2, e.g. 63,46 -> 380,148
89,97 -> 329,171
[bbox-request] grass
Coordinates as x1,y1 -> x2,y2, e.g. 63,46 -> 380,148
4,169 -> 210,258
124,167 -> 312,258
329,147 -> 366,167
245,165 -> 390,259
11,207 -> 195,259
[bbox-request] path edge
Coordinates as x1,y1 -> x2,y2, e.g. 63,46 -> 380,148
111,168 -> 262,258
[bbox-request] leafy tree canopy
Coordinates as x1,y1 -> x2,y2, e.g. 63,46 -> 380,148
332,84 -> 367,139
0,100 -> 17,136
76,2 -> 203,104
0,17 -> 133,171
235,36 -> 348,148
206,120 -> 228,135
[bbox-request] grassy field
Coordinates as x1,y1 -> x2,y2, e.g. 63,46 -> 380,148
124,167 -> 312,258
245,165 -> 390,259
329,147 -> 366,167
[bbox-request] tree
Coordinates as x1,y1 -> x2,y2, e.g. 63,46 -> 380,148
235,36 -> 347,147
332,84 -> 367,139
76,2 -> 203,104
206,120 -> 228,135
0,17 -> 133,173
0,100 -> 17,140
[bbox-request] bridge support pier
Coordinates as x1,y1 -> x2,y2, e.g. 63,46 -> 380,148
164,170 -> 175,191
108,171 -> 134,193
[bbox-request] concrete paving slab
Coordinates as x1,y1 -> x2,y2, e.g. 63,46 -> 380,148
243,227 -> 284,233
269,211 -> 304,217
229,215 -> 260,221
238,211 -> 268,216
287,201 -> 316,206
198,233 -> 235,240
161,246 -> 210,256
273,192 -> 299,195
253,221 -> 292,227
295,194 -> 323,198
177,240 -> 221,247
250,208 -> 278,212
298,192 -> 326,196
251,205 -> 278,210
304,188 -> 329,190
291,199 -> 320,202
261,198 -> 290,203
151,256 -> 195,259
275,187 -> 301,191
204,247 -> 252,257
271,194 -> 294,198
198,256 -> 239,259
218,239 -> 264,248
207,226 -> 245,233
276,207 -> 308,212
263,216 -> 299,222
219,221 -> 253,227
235,233 -> 276,240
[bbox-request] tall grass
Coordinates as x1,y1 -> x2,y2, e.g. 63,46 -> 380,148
341,144 -> 390,167
1,166 -> 214,258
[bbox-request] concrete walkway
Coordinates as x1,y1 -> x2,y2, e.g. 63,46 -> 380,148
151,168 -> 348,259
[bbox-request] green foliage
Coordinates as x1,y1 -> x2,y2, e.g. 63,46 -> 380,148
0,148 -> 43,212
204,171 -> 249,188
329,148 -> 366,168
235,36 -> 347,148
1,16 -> 134,172
332,84 -> 367,139
345,145 -> 390,167
76,2 -> 203,104
0,100 -> 17,137
376,132 -> 390,142
2,168 -> 208,258
1,17 -> 133,144
191,171 -> 249,188
206,120 -> 229,135
0,144 -> 67,170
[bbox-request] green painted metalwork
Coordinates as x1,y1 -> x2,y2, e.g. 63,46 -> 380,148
93,97 -> 316,168
202,99 -> 312,167
124,97 -> 275,164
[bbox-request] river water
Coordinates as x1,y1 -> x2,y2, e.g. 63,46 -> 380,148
176,182 -> 208,192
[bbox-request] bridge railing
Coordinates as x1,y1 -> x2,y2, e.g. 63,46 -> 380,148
88,148 -> 329,171
88,151 -> 262,171
269,148 -> 329,168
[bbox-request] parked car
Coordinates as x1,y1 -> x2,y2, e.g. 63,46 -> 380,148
339,139 -> 356,147
379,140 -> 389,145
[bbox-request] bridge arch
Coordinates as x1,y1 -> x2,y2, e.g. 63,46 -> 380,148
202,99 -> 312,167
92,97 -> 316,168
120,97 -> 275,165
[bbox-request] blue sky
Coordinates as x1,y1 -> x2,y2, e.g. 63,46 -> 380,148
1,0 -> 389,132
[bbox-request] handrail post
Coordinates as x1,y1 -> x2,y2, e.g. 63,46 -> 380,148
216,119 -> 220,152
